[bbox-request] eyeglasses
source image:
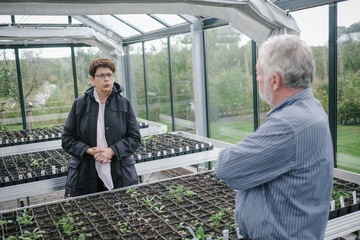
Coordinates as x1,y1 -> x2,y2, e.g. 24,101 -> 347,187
95,73 -> 114,79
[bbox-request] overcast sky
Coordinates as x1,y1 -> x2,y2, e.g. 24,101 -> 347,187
291,0 -> 359,46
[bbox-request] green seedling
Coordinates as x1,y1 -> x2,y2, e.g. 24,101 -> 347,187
186,226 -> 207,240
57,213 -> 78,237
16,210 -> 34,226
116,221 -> 131,234
0,219 -> 13,233
19,228 -> 45,240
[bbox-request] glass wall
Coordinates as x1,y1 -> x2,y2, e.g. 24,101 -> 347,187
170,34 -> 195,132
75,47 -> 107,97
127,43 -> 147,119
0,49 -> 18,131
144,38 -> 171,129
18,47 -> 73,129
206,26 -> 254,144
336,0 -> 360,173
0,46 -> 110,132
292,2 -> 360,174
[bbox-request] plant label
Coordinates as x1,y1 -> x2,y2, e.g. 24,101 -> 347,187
330,200 -> 335,211
353,191 -> 357,205
340,196 -> 345,208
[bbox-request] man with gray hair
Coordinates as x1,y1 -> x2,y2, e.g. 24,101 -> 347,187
215,34 -> 334,239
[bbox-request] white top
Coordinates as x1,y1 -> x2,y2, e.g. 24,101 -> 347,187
93,88 -> 114,190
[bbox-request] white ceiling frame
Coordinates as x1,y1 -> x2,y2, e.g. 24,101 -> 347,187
0,0 -> 300,44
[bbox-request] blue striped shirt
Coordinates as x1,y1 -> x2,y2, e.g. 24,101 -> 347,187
215,88 -> 334,240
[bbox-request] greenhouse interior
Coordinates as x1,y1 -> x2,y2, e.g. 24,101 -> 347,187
0,0 -> 359,239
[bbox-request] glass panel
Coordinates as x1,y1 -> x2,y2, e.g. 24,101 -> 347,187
337,0 -> 360,174
71,17 -> 82,24
291,7 -> 329,47
0,49 -> 19,131
115,14 -> 166,33
206,26 -> 254,144
19,47 -> 74,129
74,46 -> 112,97
14,15 -> 69,24
291,6 -> 329,120
127,43 -> 147,119
282,6 -> 330,142
87,15 -> 140,38
0,15 -> 11,24
152,14 -> 187,26
290,7 -> 329,115
144,38 -> 171,129
170,33 -> 194,133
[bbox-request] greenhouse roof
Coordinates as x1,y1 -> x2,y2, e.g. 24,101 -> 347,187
0,0 -> 302,55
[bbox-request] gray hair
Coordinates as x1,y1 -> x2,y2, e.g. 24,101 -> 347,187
258,34 -> 315,88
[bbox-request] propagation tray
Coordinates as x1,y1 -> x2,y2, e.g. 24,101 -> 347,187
0,131 -> 231,202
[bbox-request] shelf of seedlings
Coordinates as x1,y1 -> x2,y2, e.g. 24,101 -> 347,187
0,169 -> 359,240
0,119 -> 167,152
325,168 -> 360,240
0,131 -> 231,203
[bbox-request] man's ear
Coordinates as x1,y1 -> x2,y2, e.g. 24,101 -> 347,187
272,73 -> 282,91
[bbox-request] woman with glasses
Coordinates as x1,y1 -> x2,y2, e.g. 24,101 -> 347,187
62,58 -> 141,197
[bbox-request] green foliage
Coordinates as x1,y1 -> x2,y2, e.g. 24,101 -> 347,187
312,46 -> 328,81
16,210 -> 34,226
57,213 -> 78,237
0,50 -> 16,99
168,184 -> 185,202
208,208 -> 232,228
126,188 -> 138,198
116,221 -> 131,234
341,42 -> 360,72
337,72 -> 360,125
0,219 -> 13,233
140,195 -> 165,213
186,226 -> 206,240
19,228 -> 45,240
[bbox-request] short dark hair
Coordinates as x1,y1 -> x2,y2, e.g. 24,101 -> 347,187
88,58 -> 115,77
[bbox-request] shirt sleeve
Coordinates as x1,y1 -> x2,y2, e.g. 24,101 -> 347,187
214,116 -> 296,191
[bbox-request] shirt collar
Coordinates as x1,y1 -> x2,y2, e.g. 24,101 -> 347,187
267,87 -> 313,116
93,87 -> 101,104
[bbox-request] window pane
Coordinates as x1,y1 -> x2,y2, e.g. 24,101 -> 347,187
127,43 -> 147,119
19,47 -> 74,129
170,33 -> 195,133
144,38 -> 171,130
0,49 -> 19,131
115,14 -> 166,33
337,0 -> 360,174
152,14 -> 187,26
0,15 -> 11,24
206,26 -> 254,144
291,6 -> 329,116
87,15 -> 140,38
74,46 -> 111,96
291,7 -> 329,47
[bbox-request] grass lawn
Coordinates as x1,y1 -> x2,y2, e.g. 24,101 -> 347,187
337,125 -> 360,174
